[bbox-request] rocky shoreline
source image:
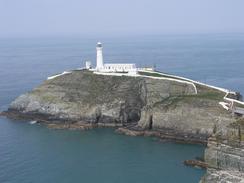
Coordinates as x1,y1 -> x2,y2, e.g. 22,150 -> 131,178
116,126 -> 208,145
0,109 -> 208,145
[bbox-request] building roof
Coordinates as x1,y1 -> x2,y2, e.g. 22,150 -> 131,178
104,63 -> 136,66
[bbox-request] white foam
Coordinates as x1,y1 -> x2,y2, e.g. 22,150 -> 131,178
30,121 -> 37,124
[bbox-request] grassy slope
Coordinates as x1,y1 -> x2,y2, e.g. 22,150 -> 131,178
139,71 -> 226,101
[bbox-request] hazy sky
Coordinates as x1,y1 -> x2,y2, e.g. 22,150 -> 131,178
0,0 -> 244,38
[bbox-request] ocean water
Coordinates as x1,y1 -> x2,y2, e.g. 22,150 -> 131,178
0,34 -> 244,182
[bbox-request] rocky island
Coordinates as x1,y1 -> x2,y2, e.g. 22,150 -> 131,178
1,43 -> 244,182
1,68 -> 244,182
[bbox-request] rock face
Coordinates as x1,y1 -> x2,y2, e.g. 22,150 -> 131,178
201,118 -> 244,182
9,71 -> 143,123
200,169 -> 244,183
139,97 -> 234,136
7,70 -> 196,123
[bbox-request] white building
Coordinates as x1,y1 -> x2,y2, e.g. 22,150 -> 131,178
95,42 -> 138,75
85,61 -> 92,69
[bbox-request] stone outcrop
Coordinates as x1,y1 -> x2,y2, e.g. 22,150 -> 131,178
1,70 -> 233,138
2,69 -> 243,183
4,70 -> 233,138
200,169 -> 244,183
138,97 -> 234,136
5,70 -> 198,124
201,118 -> 244,182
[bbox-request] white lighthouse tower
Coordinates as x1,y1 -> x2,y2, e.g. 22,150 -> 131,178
96,42 -> 104,71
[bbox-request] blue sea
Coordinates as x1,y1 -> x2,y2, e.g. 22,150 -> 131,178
0,34 -> 244,183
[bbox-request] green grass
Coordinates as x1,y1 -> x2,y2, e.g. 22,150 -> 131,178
235,103 -> 244,109
228,118 -> 244,130
138,71 -> 189,81
153,92 -> 225,109
237,118 -> 244,126
139,71 -> 226,101
193,92 -> 225,100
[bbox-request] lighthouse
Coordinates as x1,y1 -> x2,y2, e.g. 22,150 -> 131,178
96,42 -> 104,71
92,42 -> 138,75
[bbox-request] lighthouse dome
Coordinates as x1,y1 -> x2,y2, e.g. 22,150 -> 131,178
97,42 -> 102,47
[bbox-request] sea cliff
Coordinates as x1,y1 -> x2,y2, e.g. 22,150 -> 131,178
1,69 -> 244,182
200,118 -> 244,182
